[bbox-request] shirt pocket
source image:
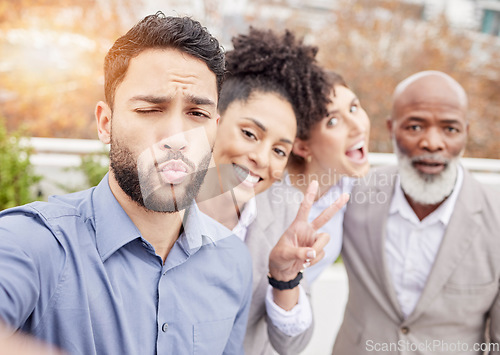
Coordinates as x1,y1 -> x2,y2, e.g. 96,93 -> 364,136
443,280 -> 498,296
193,317 -> 234,355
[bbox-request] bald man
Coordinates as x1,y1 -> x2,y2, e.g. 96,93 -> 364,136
332,71 -> 500,355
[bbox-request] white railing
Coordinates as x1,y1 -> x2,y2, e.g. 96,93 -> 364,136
24,137 -> 499,197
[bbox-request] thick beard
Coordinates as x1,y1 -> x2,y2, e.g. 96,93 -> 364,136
109,133 -> 211,213
394,143 -> 459,205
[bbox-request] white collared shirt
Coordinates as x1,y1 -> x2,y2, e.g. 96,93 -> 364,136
385,166 -> 464,318
233,197 -> 312,337
232,197 -> 257,242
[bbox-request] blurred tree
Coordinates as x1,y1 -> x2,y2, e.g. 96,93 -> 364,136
1,0 -> 498,159
285,0 -> 500,158
0,0 -> 142,139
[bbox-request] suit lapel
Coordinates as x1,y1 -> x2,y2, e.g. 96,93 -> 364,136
406,170 -> 482,323
368,169 -> 405,320
245,191 -> 277,293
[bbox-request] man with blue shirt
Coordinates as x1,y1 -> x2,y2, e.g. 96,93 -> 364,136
0,13 -> 252,354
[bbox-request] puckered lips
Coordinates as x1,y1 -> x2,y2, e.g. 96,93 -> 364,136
232,163 -> 263,189
345,140 -> 368,164
158,159 -> 189,184
412,157 -> 447,175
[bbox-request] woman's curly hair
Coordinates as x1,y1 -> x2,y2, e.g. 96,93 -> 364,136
219,27 -> 331,140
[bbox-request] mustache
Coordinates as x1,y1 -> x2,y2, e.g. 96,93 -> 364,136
154,151 -> 196,170
411,153 -> 449,165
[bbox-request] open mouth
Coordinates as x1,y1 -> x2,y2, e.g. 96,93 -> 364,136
345,140 -> 367,164
412,159 -> 447,175
158,160 -> 189,184
233,164 -> 263,188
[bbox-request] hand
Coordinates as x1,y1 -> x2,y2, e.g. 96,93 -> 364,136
0,322 -> 66,355
268,180 -> 350,282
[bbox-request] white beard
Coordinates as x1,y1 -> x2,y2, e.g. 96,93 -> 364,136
394,144 -> 459,205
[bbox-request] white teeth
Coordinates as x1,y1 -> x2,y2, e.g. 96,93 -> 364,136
348,140 -> 364,151
234,165 -> 260,184
245,174 -> 260,184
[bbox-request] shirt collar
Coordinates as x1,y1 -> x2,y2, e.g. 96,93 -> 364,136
93,174 -> 142,262
239,197 -> 257,230
231,197 -> 257,242
178,202 -> 234,255
390,165 -> 464,226
93,174 -> 234,260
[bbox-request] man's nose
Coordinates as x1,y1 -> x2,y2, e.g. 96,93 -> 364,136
420,127 -> 445,152
158,121 -> 188,152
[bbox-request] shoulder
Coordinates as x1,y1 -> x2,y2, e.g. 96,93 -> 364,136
217,234 -> 253,270
0,187 -> 96,253
353,166 -> 398,190
347,166 -> 397,209
255,180 -> 302,223
461,170 -> 500,217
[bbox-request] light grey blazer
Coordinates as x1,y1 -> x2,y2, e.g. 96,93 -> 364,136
333,166 -> 500,355
244,181 -> 314,355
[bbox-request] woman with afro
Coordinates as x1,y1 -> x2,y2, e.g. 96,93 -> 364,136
198,27 -> 349,354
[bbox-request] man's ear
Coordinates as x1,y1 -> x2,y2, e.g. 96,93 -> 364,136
386,116 -> 393,133
292,138 -> 310,159
96,101 -> 112,144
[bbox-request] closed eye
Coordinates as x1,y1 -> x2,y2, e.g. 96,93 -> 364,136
135,108 -> 162,114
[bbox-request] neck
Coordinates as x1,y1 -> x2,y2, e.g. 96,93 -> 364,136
404,193 -> 446,221
197,191 -> 241,231
287,162 -> 340,200
196,163 -> 244,230
108,174 -> 184,262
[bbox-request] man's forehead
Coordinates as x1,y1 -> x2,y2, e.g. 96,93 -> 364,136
393,74 -> 467,116
118,49 -> 218,104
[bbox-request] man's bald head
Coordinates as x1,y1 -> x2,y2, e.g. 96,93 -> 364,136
391,71 -> 468,121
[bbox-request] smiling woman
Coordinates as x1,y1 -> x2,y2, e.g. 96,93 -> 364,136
214,92 -> 296,204
196,27 -> 334,355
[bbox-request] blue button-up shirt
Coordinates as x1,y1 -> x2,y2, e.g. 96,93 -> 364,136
0,175 -> 252,354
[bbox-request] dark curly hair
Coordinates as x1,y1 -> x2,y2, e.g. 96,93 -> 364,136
104,12 -> 225,108
218,27 -> 331,140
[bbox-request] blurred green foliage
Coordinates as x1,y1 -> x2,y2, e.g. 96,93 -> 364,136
79,152 -> 109,187
0,119 -> 41,210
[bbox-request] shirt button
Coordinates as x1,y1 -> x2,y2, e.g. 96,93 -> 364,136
401,326 -> 410,334
162,323 -> 169,332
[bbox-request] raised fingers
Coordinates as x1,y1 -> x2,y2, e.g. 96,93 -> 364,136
294,180 -> 319,222
310,193 -> 350,231
307,232 -> 329,267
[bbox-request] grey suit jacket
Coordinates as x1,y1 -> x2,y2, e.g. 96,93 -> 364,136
333,166 -> 500,355
244,181 -> 314,355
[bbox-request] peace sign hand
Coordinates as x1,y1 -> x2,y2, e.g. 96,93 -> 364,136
268,180 -> 350,282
